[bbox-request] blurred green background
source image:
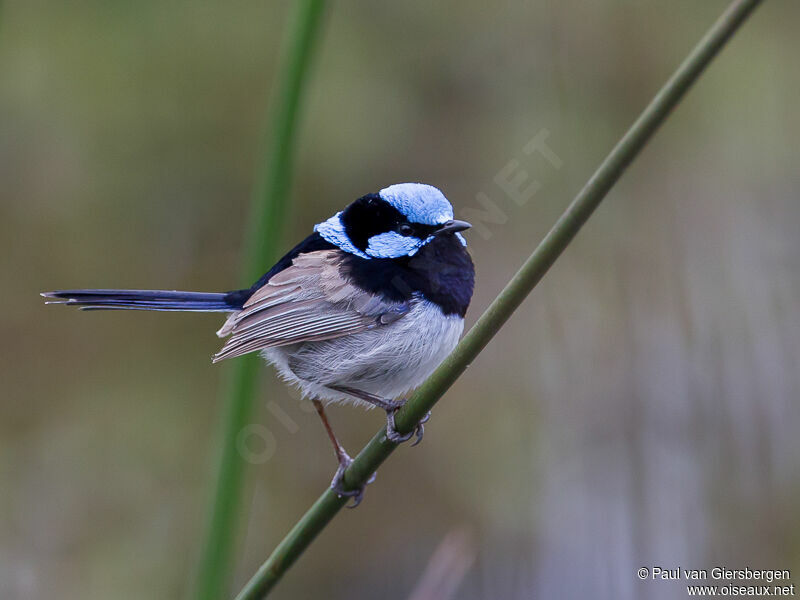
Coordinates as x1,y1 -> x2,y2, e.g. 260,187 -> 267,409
2,1 -> 799,599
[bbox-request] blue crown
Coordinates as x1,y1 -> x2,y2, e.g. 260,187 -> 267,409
378,183 -> 453,225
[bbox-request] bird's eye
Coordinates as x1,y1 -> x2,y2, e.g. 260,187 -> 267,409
397,223 -> 414,237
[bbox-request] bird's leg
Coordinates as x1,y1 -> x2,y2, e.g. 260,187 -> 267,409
312,399 -> 374,508
330,385 -> 431,446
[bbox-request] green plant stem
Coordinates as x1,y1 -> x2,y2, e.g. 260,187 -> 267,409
234,1 -> 762,598
193,2 -> 328,599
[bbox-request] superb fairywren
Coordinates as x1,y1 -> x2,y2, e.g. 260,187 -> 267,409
44,183 -> 474,505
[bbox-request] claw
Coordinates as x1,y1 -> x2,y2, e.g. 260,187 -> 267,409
386,409 -> 432,446
329,453 -> 376,508
410,411 -> 431,447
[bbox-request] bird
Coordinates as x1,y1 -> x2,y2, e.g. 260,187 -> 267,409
43,183 -> 474,505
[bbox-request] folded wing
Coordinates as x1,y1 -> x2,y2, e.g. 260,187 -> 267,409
212,250 -> 409,362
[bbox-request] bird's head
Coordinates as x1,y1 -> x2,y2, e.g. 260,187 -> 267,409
315,183 -> 471,259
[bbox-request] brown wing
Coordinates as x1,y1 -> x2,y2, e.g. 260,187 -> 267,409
212,249 -> 409,363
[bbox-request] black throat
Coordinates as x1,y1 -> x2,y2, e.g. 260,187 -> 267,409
339,233 -> 475,317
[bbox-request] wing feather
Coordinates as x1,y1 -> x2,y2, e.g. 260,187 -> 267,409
212,250 -> 409,363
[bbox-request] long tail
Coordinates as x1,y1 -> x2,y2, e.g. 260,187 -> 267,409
42,289 -> 244,312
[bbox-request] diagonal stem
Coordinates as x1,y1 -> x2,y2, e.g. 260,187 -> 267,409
233,1 -> 763,598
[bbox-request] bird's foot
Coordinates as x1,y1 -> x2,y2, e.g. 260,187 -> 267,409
385,408 -> 431,446
329,452 -> 376,508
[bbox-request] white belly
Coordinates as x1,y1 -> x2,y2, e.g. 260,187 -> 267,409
261,298 -> 464,407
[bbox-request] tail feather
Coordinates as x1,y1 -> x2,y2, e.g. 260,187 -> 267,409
42,289 -> 240,312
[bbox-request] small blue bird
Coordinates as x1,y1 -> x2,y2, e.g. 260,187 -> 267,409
44,183 -> 474,504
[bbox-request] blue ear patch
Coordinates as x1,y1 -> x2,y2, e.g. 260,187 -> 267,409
379,183 -> 453,225
364,231 -> 425,258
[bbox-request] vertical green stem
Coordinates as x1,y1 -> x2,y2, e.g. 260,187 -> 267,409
193,2 -> 328,599
232,0 -> 763,598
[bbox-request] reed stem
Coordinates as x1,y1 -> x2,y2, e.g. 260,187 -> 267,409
233,1 -> 763,597
193,2 -> 328,599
